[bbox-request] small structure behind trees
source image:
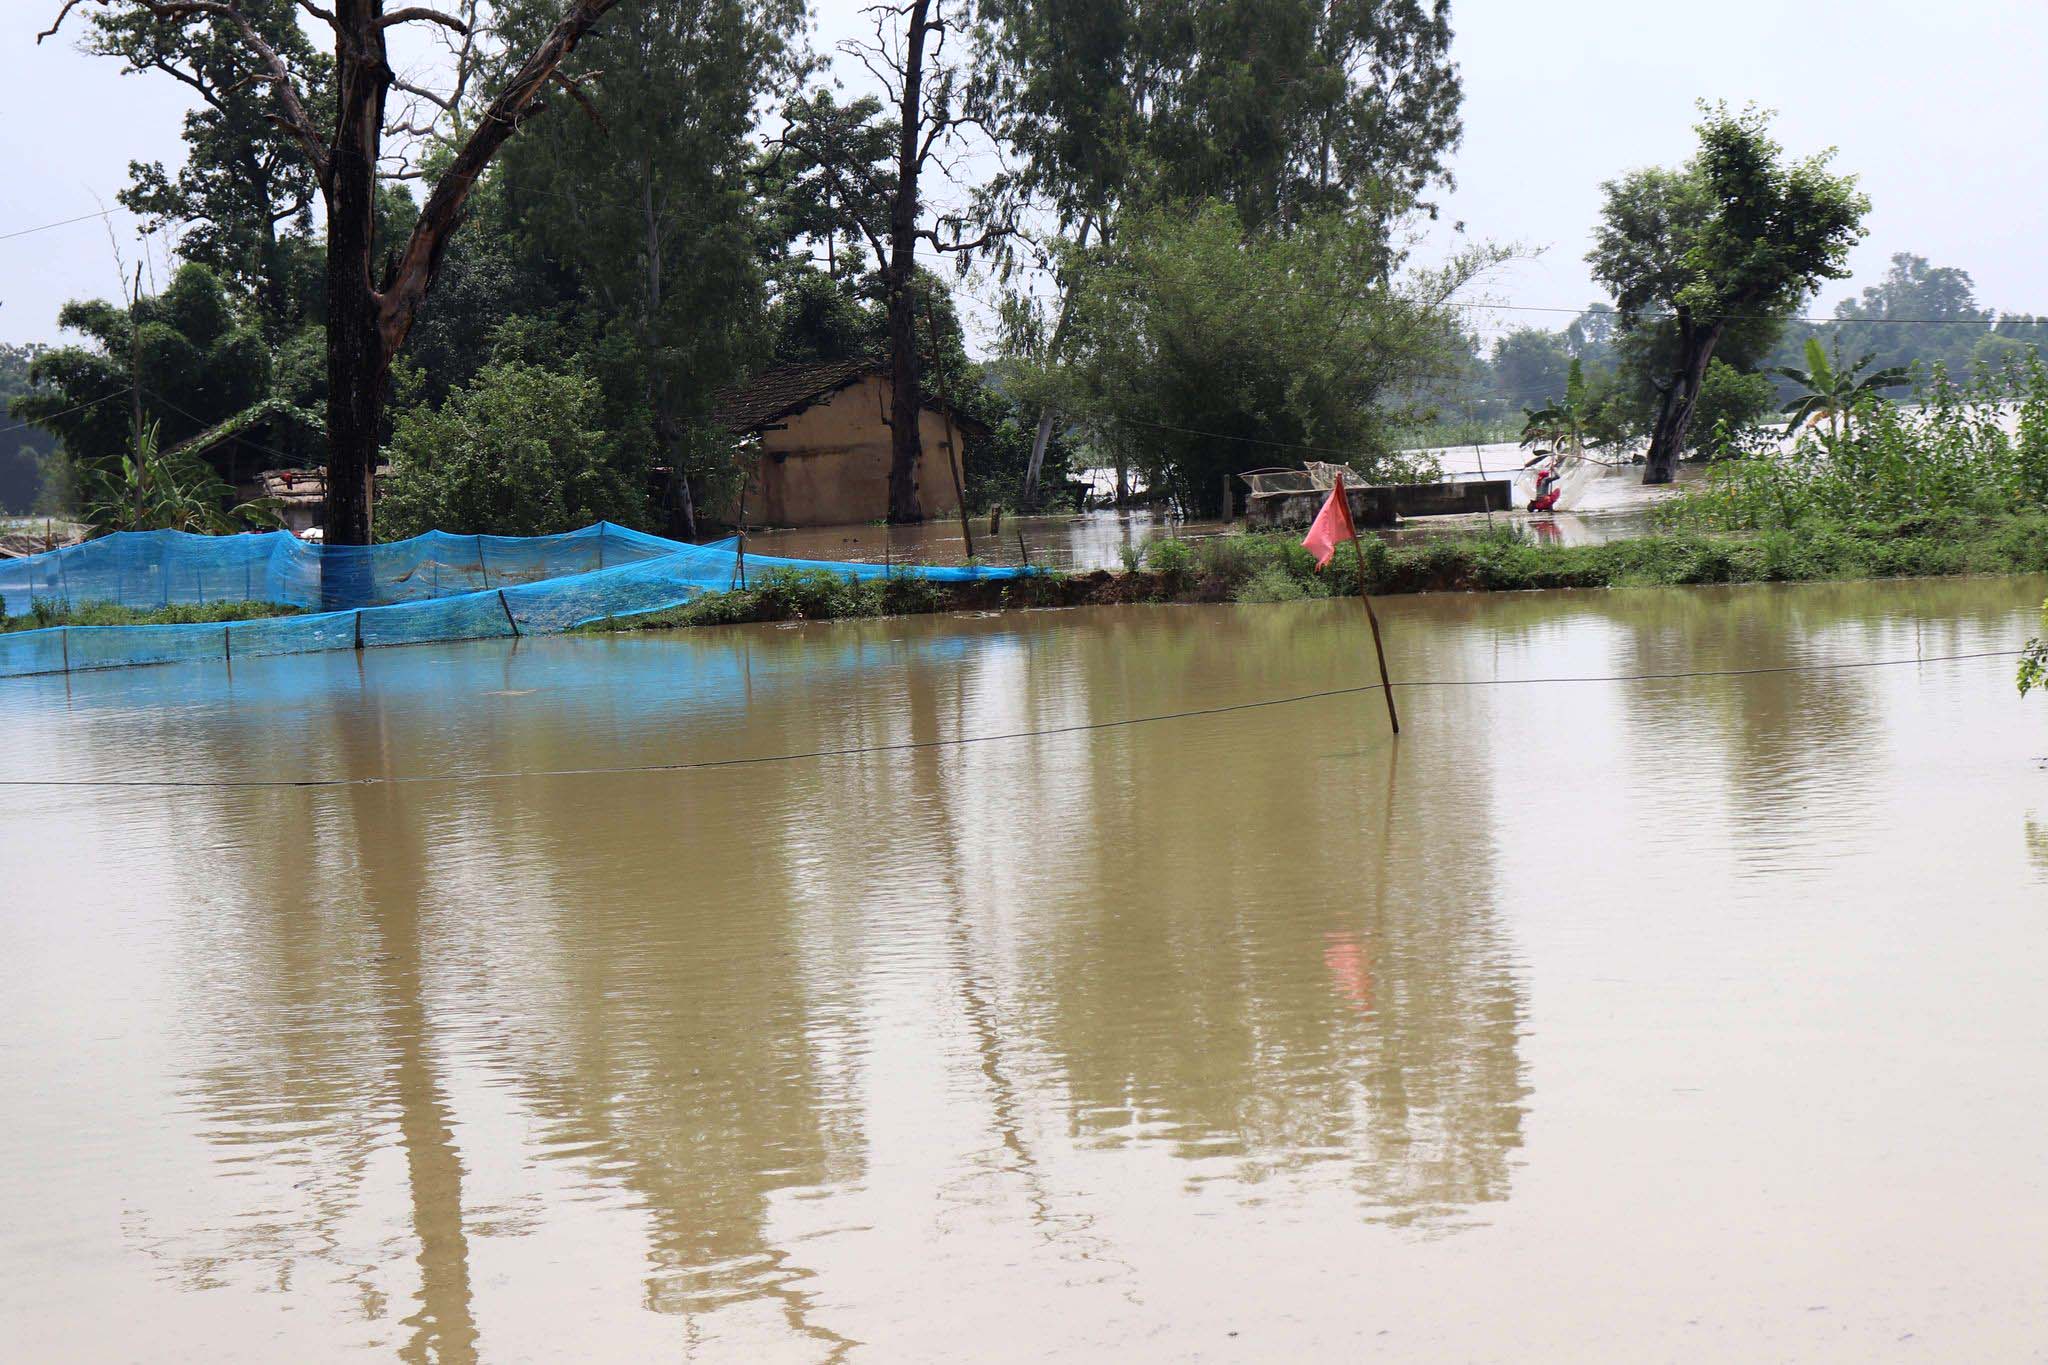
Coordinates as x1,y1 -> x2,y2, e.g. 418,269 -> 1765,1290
711,357 -> 977,528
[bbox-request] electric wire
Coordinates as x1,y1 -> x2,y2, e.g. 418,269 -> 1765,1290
0,208 -> 118,243
0,646 -> 2020,791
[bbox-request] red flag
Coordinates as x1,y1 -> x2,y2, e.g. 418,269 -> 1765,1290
1301,472 -> 1356,571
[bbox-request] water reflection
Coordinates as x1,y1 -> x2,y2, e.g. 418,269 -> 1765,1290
3,572 -> 2042,1359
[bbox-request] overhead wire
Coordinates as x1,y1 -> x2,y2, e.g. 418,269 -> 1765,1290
0,647 -> 2022,790
0,208 -> 119,244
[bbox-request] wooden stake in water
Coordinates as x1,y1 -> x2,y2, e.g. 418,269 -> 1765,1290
1348,524 -> 1400,735
922,301 -> 977,562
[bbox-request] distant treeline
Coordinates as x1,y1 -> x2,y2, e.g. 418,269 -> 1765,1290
1415,253 -> 2048,447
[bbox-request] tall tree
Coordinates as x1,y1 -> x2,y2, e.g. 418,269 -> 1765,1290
977,0 -> 1465,504
760,89 -> 897,283
1588,104 -> 1867,484
43,0 -> 622,550
499,0 -> 801,538
845,0 -> 1009,523
12,263 -> 275,483
1045,202 -> 1491,514
86,0 -> 331,329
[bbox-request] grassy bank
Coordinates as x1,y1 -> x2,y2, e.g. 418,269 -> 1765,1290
0,599 -> 302,633
581,511 -> 2048,634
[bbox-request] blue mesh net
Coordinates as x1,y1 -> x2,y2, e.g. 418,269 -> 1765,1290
0,522 -> 1025,679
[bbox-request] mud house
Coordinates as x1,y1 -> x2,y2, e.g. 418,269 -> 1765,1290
713,357 -> 980,528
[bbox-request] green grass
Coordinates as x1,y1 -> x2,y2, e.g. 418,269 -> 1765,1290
580,513 -> 2048,637
579,567 -> 958,632
1,599 -> 304,633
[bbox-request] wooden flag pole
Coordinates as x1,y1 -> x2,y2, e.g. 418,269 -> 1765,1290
1347,519 -> 1400,736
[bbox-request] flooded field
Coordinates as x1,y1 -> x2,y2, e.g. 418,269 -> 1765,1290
743,461 -> 1692,570
3,576 -> 2046,1360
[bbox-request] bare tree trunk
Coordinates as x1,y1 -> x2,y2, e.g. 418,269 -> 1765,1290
1022,213 -> 1093,511
884,0 -> 931,524
322,0 -> 391,553
1642,312 -> 1725,485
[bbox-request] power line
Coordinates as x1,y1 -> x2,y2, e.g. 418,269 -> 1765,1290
0,389 -> 128,438
0,647 -> 2019,790
0,208 -> 118,244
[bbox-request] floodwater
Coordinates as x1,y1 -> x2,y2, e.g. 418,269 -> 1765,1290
742,461 -> 1693,570
4,575 -> 2047,1361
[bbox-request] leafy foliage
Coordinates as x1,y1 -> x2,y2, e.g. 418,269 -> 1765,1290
11,264 -> 298,489
1040,203 -> 1487,514
2021,611 -> 2046,699
78,423 -> 282,534
1587,104 -> 1869,479
377,362 -> 650,539
1769,336 -> 1911,439
0,344 -> 59,512
89,0 -> 332,327
1668,355 -> 2048,530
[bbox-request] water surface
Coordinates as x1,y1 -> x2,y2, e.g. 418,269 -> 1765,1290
3,576 -> 2045,1361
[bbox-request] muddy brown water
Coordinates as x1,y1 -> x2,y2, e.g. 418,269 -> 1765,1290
4,576 -> 2046,1361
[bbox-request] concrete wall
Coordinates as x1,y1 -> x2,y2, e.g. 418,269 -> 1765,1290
747,375 -> 965,528
1388,480 -> 1512,517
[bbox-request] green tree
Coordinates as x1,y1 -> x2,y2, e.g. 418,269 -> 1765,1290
759,90 -> 897,283
377,361 -> 648,538
1492,329 -> 1573,410
1045,202 -> 1487,514
86,0 -> 332,329
1588,104 -> 1868,484
1770,336 -> 1910,441
499,0 -> 801,539
1689,360 -> 1777,454
11,264 -> 279,486
46,0 -> 626,551
976,0 -> 1466,505
0,345 -> 59,512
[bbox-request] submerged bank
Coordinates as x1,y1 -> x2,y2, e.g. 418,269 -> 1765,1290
0,599 -> 303,633
583,511 -> 2048,632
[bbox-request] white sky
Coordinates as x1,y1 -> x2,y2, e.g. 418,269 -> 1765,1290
5,0 -> 2047,350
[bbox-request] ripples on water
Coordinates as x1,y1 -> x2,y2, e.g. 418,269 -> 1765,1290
2,576 -> 2045,1361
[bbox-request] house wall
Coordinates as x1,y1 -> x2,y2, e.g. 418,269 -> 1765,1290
747,375 -> 965,528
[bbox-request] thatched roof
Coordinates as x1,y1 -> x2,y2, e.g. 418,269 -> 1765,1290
713,357 -> 878,434
713,356 -> 989,438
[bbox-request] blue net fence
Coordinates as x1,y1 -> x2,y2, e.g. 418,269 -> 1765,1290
0,523 -> 1026,680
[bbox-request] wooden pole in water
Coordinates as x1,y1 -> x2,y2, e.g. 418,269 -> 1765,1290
922,300 -> 978,562
1347,514 -> 1400,736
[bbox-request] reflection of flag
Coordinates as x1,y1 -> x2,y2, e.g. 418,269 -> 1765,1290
1302,472 -> 1356,570
1323,931 -> 1375,1014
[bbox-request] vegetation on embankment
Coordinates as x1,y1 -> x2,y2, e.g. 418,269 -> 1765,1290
580,511 -> 2048,635
0,599 -> 302,633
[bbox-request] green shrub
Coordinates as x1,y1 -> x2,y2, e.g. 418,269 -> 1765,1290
1146,536 -> 1194,582
1232,565 -> 1311,603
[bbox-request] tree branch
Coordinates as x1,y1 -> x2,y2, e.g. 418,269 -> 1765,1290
392,75 -> 452,110
550,68 -> 605,129
379,6 -> 469,32
377,0 -> 619,354
44,0 -> 331,185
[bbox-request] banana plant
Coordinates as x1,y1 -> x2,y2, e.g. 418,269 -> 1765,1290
1771,336 -> 1910,442
80,423 -> 282,535
1520,358 -> 1592,460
